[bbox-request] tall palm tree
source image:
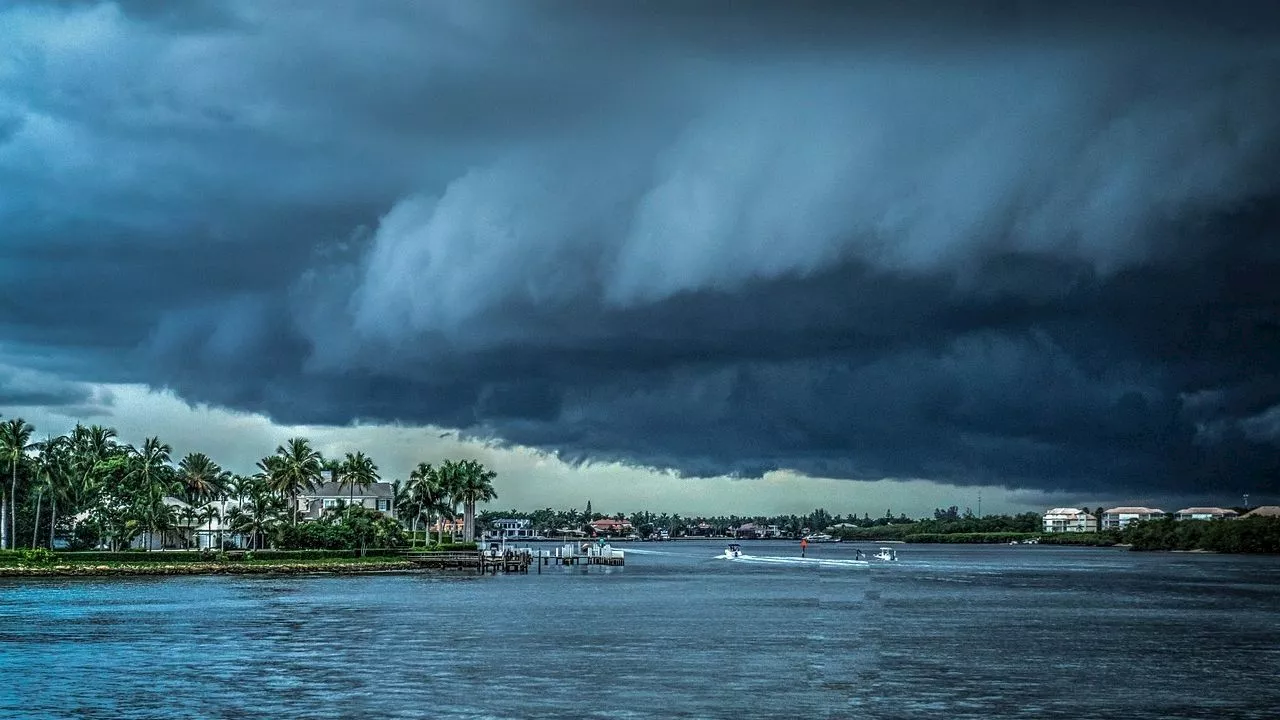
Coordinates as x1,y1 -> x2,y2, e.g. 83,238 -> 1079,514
408,462 -> 454,545
127,438 -> 176,550
339,451 -> 379,508
69,424 -> 118,518
32,435 -> 71,549
0,417 -> 36,550
176,452 -> 225,505
435,460 -> 465,541
453,459 -> 498,542
227,491 -> 284,550
268,438 -> 323,526
197,505 -> 221,550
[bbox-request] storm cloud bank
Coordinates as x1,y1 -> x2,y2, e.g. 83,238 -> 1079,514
2,1 -> 1279,495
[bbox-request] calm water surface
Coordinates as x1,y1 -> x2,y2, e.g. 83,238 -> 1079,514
2,542 -> 1278,719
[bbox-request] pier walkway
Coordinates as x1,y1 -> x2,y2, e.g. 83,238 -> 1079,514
399,543 -> 625,574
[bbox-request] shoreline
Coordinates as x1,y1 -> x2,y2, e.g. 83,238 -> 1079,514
0,560 -> 417,577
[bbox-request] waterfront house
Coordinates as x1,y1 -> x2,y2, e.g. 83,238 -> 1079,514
735,523 -> 761,539
1042,508 -> 1099,533
588,518 -> 634,536
489,518 -> 536,540
1101,506 -> 1165,530
296,481 -> 396,520
129,496 -> 200,550
686,522 -> 717,537
1241,505 -> 1280,518
1174,507 -> 1239,521
428,517 -> 466,538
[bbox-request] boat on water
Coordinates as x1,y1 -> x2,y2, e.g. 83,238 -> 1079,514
873,547 -> 898,561
802,533 -> 840,543
724,543 -> 743,559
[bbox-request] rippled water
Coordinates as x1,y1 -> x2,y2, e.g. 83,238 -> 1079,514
2,542 -> 1279,719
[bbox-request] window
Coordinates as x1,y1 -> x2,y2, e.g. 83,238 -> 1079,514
376,498 -> 389,511
323,499 -> 339,509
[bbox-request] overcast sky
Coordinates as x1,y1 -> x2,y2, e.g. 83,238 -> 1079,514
2,1 -> 1278,515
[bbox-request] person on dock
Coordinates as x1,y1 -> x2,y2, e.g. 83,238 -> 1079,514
800,538 -> 808,557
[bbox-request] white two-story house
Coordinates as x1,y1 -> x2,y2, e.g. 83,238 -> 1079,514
1042,508 -> 1099,533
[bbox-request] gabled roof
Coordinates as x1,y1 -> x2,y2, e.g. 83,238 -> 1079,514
1103,506 -> 1165,514
1174,507 -> 1238,516
1045,508 -> 1093,516
304,481 -> 394,498
589,518 -> 631,526
1242,505 -> 1280,518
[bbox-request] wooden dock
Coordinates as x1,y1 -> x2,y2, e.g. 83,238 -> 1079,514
399,544 -> 625,574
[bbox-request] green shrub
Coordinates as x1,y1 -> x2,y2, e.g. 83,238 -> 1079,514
18,548 -> 56,564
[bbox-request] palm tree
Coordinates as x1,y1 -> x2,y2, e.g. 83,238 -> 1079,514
339,451 -> 380,508
0,417 -> 36,550
435,460 -> 465,541
408,462 -> 454,545
126,438 -> 176,549
68,424 -> 119,521
197,505 -> 221,550
268,438 -> 323,526
453,459 -> 498,542
31,435 -> 71,549
176,452 -> 225,505
228,491 -> 284,550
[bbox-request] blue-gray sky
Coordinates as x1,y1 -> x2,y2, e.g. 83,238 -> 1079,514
2,1 -> 1278,513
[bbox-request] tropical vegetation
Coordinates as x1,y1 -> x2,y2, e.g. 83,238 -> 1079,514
0,415 -> 497,553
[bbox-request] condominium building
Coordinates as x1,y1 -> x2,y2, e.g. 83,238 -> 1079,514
1101,507 -> 1165,530
1042,508 -> 1099,533
1173,507 -> 1238,521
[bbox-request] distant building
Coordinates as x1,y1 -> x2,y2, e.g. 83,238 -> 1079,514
686,522 -> 717,537
129,496 -> 199,550
1174,507 -> 1238,521
1101,507 -> 1165,530
735,523 -> 761,539
1042,508 -> 1099,533
1241,506 -> 1280,519
588,518 -> 633,536
489,518 -> 535,540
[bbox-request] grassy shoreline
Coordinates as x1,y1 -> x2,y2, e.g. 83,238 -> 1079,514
0,556 -> 416,577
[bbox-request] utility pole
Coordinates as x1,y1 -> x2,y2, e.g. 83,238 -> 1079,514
977,491 -> 982,518
1243,493 -> 1250,510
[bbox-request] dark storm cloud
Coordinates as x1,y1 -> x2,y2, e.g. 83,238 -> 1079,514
2,1 -> 1278,497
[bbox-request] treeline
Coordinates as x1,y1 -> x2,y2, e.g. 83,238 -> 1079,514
1123,517 -> 1280,553
832,516 -> 1280,553
476,506 -> 916,537
830,513 -> 1043,541
0,417 -> 497,552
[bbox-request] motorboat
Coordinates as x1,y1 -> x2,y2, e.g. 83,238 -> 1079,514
873,547 -> 898,561
724,543 -> 743,559
803,533 -> 840,543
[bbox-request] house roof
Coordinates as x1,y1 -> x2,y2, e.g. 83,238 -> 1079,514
1045,508 -> 1092,516
1103,506 -> 1165,514
304,481 -> 394,498
1174,507 -> 1238,515
1242,505 -> 1280,518
589,518 -> 631,527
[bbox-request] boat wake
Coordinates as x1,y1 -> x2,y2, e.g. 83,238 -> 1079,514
720,553 -> 870,568
624,548 -> 681,556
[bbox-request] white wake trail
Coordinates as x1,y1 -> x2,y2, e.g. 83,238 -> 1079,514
721,553 -> 871,568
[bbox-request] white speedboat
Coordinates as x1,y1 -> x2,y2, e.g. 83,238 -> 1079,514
873,547 -> 898,561
803,533 -> 840,543
724,543 -> 742,559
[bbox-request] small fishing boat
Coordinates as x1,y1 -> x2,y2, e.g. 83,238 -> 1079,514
724,543 -> 743,559
873,547 -> 898,561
